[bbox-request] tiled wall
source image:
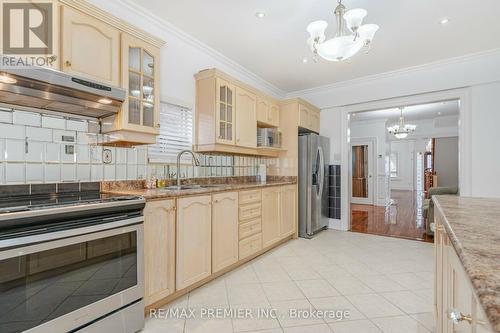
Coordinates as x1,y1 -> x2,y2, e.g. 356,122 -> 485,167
328,165 -> 341,219
0,108 -> 274,184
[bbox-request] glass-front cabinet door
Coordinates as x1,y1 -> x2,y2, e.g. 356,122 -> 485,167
121,33 -> 160,134
216,78 -> 235,144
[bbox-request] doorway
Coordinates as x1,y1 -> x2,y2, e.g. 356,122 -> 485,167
350,139 -> 375,205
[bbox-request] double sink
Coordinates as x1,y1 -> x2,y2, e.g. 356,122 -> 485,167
161,184 -> 226,191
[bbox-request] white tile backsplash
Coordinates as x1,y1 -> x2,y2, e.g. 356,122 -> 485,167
5,139 -> 25,161
116,164 -> 126,180
6,163 -> 25,183
26,164 -> 43,183
42,115 -> 65,129
45,143 -> 61,163
104,164 -> 115,181
61,164 -> 77,181
116,148 -> 127,164
53,130 -> 76,143
91,165 -> 103,181
76,145 -> 90,163
25,141 -> 44,162
77,164 -> 91,182
13,111 -> 41,127
0,123 -> 25,139
66,119 -> 88,132
127,148 -> 137,164
0,110 -> 12,123
44,164 -> 60,182
26,126 -> 52,142
61,144 -> 76,163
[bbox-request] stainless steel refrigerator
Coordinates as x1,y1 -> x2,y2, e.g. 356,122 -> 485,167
298,133 -> 330,238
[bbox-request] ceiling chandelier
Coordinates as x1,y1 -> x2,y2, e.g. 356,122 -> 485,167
388,107 -> 417,139
306,0 -> 379,62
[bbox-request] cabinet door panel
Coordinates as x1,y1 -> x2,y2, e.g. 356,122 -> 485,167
216,79 -> 235,144
176,195 -> 212,290
257,96 -> 270,124
299,104 -> 310,129
280,185 -> 296,238
269,103 -> 280,127
235,87 -> 257,148
144,199 -> 176,305
212,192 -> 239,273
61,6 -> 119,86
262,187 -> 281,247
310,110 -> 320,133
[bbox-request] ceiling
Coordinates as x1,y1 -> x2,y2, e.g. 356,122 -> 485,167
129,0 -> 500,93
351,100 -> 459,122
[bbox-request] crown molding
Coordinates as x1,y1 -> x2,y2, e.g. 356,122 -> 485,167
286,48 -> 500,99
111,0 -> 286,98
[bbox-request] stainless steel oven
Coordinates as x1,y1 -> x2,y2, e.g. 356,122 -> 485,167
0,194 -> 145,333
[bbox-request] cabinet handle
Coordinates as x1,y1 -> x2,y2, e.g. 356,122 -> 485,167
65,60 -> 72,67
155,123 -> 160,128
448,309 -> 472,324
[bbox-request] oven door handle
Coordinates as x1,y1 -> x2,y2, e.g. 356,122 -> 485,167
0,216 -> 143,251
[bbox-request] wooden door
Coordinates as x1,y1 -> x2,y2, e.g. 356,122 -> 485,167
257,96 -> 270,124
143,199 -> 176,305
176,195 -> 212,290
262,187 -> 281,247
268,102 -> 280,127
216,78 -> 235,144
121,33 -> 161,134
235,87 -> 257,148
280,185 -> 296,238
212,192 -> 238,273
299,104 -> 310,129
61,6 -> 119,86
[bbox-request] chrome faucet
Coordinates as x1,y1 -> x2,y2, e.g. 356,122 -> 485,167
176,150 -> 200,187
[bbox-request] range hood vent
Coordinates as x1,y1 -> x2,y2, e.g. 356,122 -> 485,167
0,66 -> 126,118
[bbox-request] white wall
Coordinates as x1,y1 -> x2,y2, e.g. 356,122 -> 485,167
88,0 -> 284,108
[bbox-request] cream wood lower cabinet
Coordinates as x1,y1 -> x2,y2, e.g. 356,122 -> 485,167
434,208 -> 494,333
176,195 -> 212,291
143,199 -> 176,306
212,192 -> 239,273
280,185 -> 297,238
262,187 -> 282,248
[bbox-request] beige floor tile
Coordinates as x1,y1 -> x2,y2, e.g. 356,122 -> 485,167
225,265 -> 260,286
228,283 -> 268,305
346,294 -> 404,318
356,274 -> 407,293
283,323 -> 333,333
411,312 -> 435,332
241,329 -> 283,333
185,318 -> 233,333
372,315 -> 431,333
380,291 -> 434,314
188,279 -> 228,307
142,317 -> 185,333
262,281 -> 305,301
231,302 -> 281,332
308,296 -> 365,322
389,272 -> 431,290
329,319 -> 382,333
254,266 -> 292,283
412,289 -> 434,303
295,279 -> 340,299
326,276 -> 374,295
271,299 -> 325,327
283,267 -> 322,281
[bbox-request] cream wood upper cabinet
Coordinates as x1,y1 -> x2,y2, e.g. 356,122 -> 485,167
216,78 -> 236,144
176,195 -> 212,290
120,33 -> 161,134
212,192 -> 239,273
61,6 -> 119,86
257,96 -> 270,124
262,187 -> 281,248
143,199 -> 176,306
280,185 -> 296,238
268,102 -> 280,127
299,104 -> 310,129
235,86 -> 257,148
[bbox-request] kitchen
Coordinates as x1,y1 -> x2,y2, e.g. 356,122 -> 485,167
0,1 -> 499,333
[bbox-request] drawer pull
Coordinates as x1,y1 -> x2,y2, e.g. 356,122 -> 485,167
448,309 -> 472,324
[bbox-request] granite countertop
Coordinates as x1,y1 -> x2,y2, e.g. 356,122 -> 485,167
102,178 -> 296,200
433,195 -> 500,332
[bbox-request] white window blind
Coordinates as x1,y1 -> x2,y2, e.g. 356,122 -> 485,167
148,102 -> 193,163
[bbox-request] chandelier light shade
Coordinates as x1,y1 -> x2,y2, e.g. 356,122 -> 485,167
307,0 -> 379,62
388,107 -> 417,139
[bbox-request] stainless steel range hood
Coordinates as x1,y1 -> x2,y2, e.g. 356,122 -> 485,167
0,66 -> 126,118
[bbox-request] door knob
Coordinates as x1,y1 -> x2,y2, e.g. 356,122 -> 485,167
65,60 -> 72,67
448,309 -> 472,324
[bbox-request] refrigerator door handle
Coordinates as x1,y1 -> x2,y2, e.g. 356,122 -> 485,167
317,146 -> 325,198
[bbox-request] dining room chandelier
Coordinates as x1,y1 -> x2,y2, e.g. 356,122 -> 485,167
387,107 -> 417,139
306,0 -> 379,62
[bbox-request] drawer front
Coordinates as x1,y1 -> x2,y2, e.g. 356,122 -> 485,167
239,203 -> 261,221
239,190 -> 261,205
239,233 -> 262,260
239,218 -> 262,240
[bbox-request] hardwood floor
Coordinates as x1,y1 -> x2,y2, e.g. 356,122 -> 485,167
351,190 -> 433,243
